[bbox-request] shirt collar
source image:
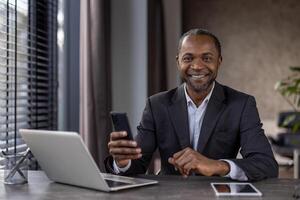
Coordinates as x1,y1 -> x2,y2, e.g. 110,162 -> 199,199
184,81 -> 215,107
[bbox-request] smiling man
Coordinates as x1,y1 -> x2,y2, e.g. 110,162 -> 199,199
105,29 -> 278,181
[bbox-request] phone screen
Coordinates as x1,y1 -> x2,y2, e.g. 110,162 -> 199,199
211,183 -> 262,196
110,112 -> 133,140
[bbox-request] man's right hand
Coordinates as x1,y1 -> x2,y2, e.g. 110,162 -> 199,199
108,131 -> 142,168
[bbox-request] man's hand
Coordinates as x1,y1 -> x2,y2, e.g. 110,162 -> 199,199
168,147 -> 230,177
108,131 -> 142,168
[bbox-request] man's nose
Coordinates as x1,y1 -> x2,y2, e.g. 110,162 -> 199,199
191,58 -> 204,69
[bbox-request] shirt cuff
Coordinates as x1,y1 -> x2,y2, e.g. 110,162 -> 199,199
221,159 -> 248,181
113,160 -> 131,174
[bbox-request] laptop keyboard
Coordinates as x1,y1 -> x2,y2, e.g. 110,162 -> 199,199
105,179 -> 132,187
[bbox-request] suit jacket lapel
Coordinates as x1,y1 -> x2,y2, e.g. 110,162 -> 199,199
167,84 -> 191,149
197,82 -> 226,153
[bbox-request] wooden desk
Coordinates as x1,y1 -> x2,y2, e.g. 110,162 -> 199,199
1,171 -> 300,200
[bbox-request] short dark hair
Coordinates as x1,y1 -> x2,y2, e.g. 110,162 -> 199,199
177,28 -> 222,56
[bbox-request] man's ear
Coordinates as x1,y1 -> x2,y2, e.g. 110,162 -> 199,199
218,56 -> 222,65
176,55 -> 180,69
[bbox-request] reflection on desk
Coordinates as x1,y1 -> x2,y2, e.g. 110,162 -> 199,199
1,170 -> 300,200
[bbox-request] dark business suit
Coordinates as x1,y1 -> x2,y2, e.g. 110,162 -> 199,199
105,82 -> 278,181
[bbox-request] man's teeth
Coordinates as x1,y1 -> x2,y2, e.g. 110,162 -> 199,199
191,74 -> 206,78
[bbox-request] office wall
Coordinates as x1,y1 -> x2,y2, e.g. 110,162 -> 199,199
182,0 -> 300,131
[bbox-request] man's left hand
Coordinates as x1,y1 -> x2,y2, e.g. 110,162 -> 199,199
168,147 -> 230,177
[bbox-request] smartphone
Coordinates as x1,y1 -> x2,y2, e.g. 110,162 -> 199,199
211,182 -> 262,196
110,112 -> 134,140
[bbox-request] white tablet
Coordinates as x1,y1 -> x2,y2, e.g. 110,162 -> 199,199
211,182 -> 262,196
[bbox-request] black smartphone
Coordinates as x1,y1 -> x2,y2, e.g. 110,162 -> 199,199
110,112 -> 134,140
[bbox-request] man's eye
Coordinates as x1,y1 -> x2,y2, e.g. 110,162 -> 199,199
182,57 -> 192,62
203,56 -> 212,62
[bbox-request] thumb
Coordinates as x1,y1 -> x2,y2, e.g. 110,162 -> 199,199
168,157 -> 174,164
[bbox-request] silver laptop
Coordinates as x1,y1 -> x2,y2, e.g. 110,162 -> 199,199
20,129 -> 158,192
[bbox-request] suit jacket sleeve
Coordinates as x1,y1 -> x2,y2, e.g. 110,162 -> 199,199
230,96 -> 278,181
104,98 -> 157,175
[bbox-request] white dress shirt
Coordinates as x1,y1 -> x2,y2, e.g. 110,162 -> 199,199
114,82 -> 248,180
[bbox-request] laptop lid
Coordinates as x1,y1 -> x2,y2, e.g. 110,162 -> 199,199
20,129 -> 157,192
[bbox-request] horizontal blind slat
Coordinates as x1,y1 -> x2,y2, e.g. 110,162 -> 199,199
0,0 -> 57,169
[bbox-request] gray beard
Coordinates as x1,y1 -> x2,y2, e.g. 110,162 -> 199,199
185,77 -> 215,94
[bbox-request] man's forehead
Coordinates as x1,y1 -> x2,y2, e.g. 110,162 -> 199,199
180,35 -> 218,54
182,35 -> 216,48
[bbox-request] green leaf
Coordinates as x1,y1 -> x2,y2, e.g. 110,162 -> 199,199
290,66 -> 300,72
282,115 -> 296,127
275,66 -> 300,110
292,122 -> 300,133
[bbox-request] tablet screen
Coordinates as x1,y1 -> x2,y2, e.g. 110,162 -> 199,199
211,182 -> 262,196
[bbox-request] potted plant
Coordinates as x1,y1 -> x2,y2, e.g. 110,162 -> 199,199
274,66 -> 300,148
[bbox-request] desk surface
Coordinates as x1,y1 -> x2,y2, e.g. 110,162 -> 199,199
1,171 -> 300,200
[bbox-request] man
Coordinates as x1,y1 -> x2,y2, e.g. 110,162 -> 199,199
105,29 -> 278,181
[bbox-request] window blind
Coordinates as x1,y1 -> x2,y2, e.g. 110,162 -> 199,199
0,0 -> 57,166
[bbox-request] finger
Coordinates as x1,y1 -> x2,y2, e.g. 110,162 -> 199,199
181,167 -> 190,177
168,157 -> 175,165
169,157 -> 187,176
173,148 -> 194,165
110,131 -> 128,140
173,149 -> 200,175
171,161 -> 184,175
183,160 -> 197,172
109,147 -> 141,155
178,167 -> 185,176
172,148 -> 189,159
168,157 -> 182,173
182,162 -> 194,175
174,153 -> 193,168
113,154 -> 142,160
182,174 -> 189,178
183,156 -> 214,176
108,140 -> 137,148
173,147 -> 194,159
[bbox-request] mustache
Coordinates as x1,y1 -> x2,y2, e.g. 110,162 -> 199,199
187,68 -> 212,75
